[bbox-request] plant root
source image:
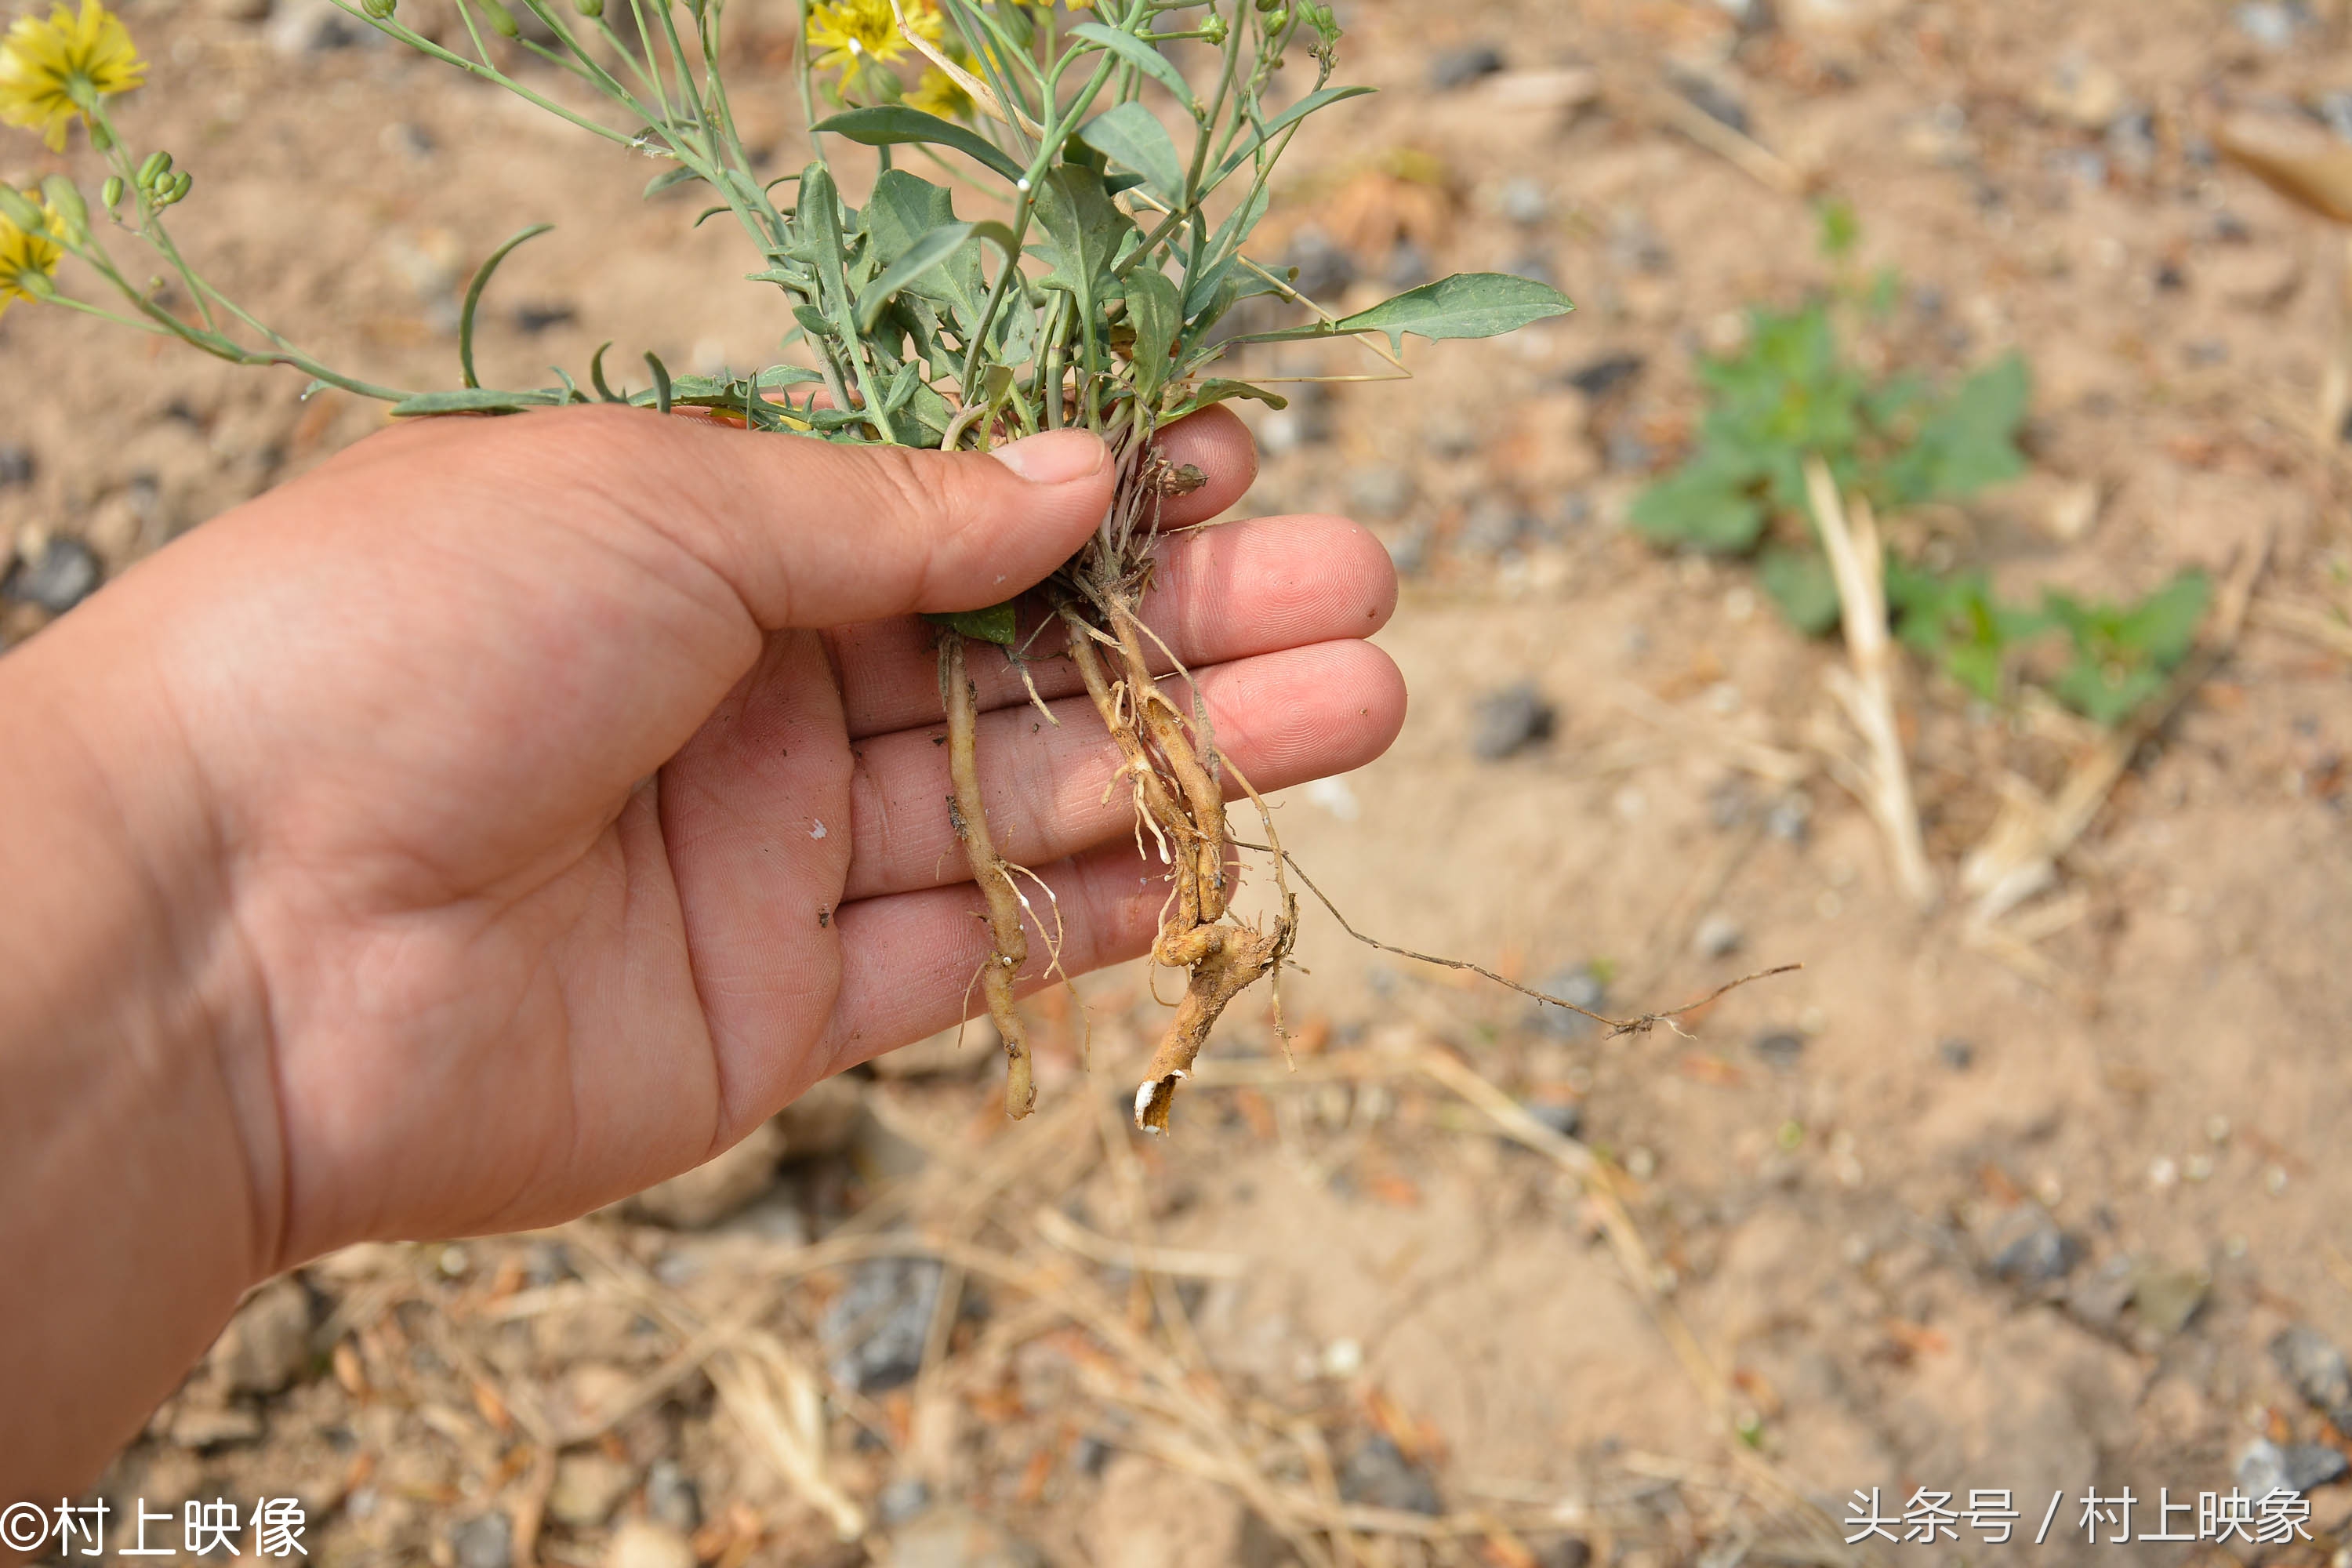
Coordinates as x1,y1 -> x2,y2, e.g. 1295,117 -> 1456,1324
940,631 -> 1036,1119
1043,415 -> 1300,1134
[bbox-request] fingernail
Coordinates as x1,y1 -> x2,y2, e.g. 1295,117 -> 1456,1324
990,429 -> 1107,485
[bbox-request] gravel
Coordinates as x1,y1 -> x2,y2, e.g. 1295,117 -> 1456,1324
1427,43 -> 1505,91
2270,1324 -> 2352,1423
1470,681 -> 1556,761
2,535 -> 103,615
823,1256 -> 946,1395
1339,1435 -> 1444,1515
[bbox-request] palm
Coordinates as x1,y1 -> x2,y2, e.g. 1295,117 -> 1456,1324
130,408 -> 1401,1262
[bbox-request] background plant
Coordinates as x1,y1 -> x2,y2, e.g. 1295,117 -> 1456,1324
0,0 -> 1571,1127
1628,211 -> 2205,728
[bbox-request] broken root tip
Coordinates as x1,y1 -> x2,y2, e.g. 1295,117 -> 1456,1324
1132,1069 -> 1186,1135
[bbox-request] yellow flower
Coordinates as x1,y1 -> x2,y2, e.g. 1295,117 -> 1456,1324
804,0 -> 941,74
905,65 -> 970,121
0,0 -> 146,152
0,199 -> 60,317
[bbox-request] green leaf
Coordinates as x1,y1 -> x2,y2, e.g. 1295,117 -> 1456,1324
2043,570 -> 2209,725
1212,86 -> 1377,187
1164,378 -> 1289,419
1881,352 -> 2031,506
1069,22 -> 1198,114
458,223 -> 555,390
1757,545 -> 1842,636
390,387 -> 565,416
923,604 -> 1018,645
814,107 -> 1025,183
858,220 -> 977,330
1080,103 -> 1186,205
1033,164 -> 1134,305
1629,454 -> 1766,553
1123,267 -> 1181,405
1337,273 -> 1574,350
643,164 -> 702,198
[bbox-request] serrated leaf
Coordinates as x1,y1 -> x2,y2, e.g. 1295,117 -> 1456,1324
1882,352 -> 2031,506
1080,102 -> 1186,205
1033,163 -> 1134,305
922,603 -> 1019,644
858,220 -> 977,331
1069,22 -> 1198,114
814,107 -> 1025,183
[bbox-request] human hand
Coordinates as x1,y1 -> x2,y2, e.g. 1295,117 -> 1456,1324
7,405 -> 1403,1272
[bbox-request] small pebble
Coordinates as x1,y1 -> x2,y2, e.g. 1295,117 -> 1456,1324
1427,42 -> 1505,92
1751,1031 -> 1804,1069
822,1257 -> 944,1394
1535,968 -> 1606,1039
1670,71 -> 1749,134
1692,914 -> 1743,960
1765,793 -> 1812,844
1339,1434 -> 1443,1515
2233,1438 -> 2341,1500
1469,681 -> 1556,762
2234,2 -> 2302,48
644,1458 -> 701,1534
1519,1099 -> 1583,1140
1985,1206 -> 2082,1285
1563,354 -> 1645,401
1497,176 -> 1551,227
2270,1325 -> 2352,1420
0,445 -> 31,488
1284,227 -> 1356,298
877,1477 -> 932,1528
1938,1038 -> 1975,1072
2,535 -> 102,615
450,1513 -> 512,1568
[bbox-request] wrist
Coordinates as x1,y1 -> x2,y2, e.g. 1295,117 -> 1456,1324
0,601 -> 284,1496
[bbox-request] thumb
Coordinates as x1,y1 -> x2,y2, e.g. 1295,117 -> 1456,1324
517,407 -> 1116,630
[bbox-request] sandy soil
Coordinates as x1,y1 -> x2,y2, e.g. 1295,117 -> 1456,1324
10,0 -> 2352,1563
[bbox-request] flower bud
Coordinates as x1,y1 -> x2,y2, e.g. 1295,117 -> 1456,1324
40,176 -> 88,243
136,151 -> 172,189
362,0 -> 397,16
1200,14 -> 1228,43
0,182 -> 44,234
165,170 -> 194,205
16,267 -> 55,300
89,121 -> 113,152
101,175 -> 124,209
574,0 -> 602,16
479,0 -> 520,38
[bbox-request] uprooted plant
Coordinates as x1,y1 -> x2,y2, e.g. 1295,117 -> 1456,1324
0,0 -> 1595,1128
